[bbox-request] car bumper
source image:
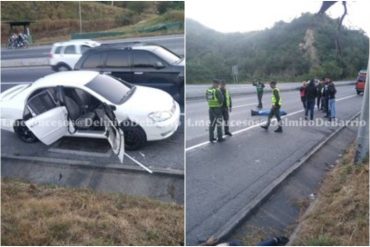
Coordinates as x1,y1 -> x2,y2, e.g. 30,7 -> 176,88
144,102 -> 181,141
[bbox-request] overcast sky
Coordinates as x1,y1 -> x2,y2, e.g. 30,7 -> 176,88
186,0 -> 370,35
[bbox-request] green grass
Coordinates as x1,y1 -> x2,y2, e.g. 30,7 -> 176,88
1,178 -> 184,245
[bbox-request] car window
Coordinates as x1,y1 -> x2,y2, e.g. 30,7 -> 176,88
27,90 -> 57,116
64,45 -> 76,54
54,46 -> 62,54
86,75 -> 133,104
105,51 -> 130,68
132,50 -> 162,68
80,45 -> 91,54
82,53 -> 103,68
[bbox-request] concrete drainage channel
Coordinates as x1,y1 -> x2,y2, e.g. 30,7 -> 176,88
1,155 -> 184,204
210,113 -> 360,244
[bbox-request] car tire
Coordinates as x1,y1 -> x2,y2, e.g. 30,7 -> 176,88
14,120 -> 39,143
56,63 -> 71,71
121,123 -> 147,151
356,90 -> 361,95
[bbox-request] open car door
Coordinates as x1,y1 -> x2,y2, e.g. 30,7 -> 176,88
25,89 -> 68,145
99,103 -> 125,163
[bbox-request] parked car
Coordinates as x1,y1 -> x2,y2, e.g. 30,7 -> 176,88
0,71 -> 180,151
49,39 -> 100,71
74,44 -> 184,104
355,70 -> 367,95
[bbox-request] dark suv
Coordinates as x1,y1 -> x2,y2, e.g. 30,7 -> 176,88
74,44 -> 184,103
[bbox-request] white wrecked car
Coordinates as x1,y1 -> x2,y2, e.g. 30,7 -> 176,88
0,71 -> 180,157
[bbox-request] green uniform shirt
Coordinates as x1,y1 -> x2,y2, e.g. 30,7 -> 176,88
206,87 -> 224,108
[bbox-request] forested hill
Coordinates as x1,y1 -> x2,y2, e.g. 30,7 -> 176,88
186,13 -> 369,83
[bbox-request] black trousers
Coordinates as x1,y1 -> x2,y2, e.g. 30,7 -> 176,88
257,92 -> 263,108
266,106 -> 281,127
222,107 -> 230,133
317,95 -> 321,109
301,96 -> 307,110
209,107 -> 223,140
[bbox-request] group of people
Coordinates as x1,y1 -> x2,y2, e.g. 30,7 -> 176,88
206,77 -> 340,142
206,79 -> 233,143
8,31 -> 29,48
206,79 -> 283,143
299,78 -> 337,121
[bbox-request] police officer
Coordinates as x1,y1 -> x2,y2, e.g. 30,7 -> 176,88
220,80 -> 233,136
253,81 -> 265,108
206,79 -> 224,142
260,81 -> 283,133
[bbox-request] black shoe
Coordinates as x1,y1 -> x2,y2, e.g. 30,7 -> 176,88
218,138 -> 225,142
274,126 -> 283,133
225,132 -> 233,136
260,125 -> 268,130
304,116 -> 308,120
210,138 -> 217,143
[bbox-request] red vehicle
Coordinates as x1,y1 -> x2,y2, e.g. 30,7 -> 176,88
355,70 -> 367,95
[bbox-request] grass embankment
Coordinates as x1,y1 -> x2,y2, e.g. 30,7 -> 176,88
1,1 -> 183,45
1,179 -> 184,245
292,145 -> 369,246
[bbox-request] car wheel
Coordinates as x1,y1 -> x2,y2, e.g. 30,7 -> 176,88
14,120 -> 38,143
56,64 -> 71,71
356,90 -> 361,95
121,124 -> 146,151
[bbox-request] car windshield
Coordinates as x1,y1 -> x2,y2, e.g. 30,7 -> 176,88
151,47 -> 181,64
86,74 -> 135,104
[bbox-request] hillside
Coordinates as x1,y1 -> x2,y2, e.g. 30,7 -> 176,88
186,13 -> 369,83
0,1 -> 184,43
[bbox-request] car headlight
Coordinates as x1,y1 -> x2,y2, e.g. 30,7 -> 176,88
148,111 -> 173,122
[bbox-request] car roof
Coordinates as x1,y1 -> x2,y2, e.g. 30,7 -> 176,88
52,39 -> 99,47
89,44 -> 161,52
33,71 -> 99,88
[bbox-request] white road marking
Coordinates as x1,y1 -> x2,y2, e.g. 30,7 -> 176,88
185,94 -> 357,152
125,153 -> 153,174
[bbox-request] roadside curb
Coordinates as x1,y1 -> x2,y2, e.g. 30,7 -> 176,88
211,112 -> 360,243
186,82 -> 355,101
1,154 -> 184,177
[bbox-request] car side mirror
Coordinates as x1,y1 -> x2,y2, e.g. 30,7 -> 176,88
154,61 -> 165,69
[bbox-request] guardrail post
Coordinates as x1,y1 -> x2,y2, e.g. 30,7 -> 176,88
354,49 -> 369,164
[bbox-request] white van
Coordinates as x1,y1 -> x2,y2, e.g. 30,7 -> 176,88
49,39 -> 100,71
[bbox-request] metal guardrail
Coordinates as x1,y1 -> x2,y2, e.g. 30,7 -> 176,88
71,22 -> 184,39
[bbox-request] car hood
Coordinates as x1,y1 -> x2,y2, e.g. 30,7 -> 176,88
116,86 -> 175,117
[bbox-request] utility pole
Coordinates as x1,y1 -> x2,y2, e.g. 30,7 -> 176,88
354,45 -> 369,164
79,1 -> 82,33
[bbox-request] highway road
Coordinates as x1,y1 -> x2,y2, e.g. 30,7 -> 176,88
1,34 -> 184,60
1,34 -> 184,86
185,84 -> 363,244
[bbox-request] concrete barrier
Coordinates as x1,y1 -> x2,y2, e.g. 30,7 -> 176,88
186,81 -> 356,100
1,57 -> 49,68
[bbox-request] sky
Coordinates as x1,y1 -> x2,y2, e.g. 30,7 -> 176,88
186,0 -> 370,35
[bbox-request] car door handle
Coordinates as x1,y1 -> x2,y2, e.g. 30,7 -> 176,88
134,72 -> 144,75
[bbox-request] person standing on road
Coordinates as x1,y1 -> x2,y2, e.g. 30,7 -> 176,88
220,80 -> 233,136
260,81 -> 283,133
316,78 -> 324,110
206,79 -> 224,142
304,79 -> 317,120
323,78 -> 331,117
327,80 -> 337,121
252,81 -> 265,108
299,81 -> 307,110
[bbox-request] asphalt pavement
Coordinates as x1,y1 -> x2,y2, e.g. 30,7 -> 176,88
185,84 -> 363,244
1,34 -> 184,60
